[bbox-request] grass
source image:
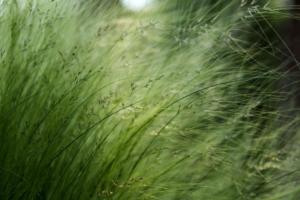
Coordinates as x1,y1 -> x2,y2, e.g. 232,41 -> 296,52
0,0 -> 300,199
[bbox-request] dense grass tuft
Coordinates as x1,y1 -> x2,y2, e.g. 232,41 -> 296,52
0,0 -> 300,199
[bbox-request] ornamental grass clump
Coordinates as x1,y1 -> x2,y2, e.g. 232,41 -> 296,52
0,0 -> 300,199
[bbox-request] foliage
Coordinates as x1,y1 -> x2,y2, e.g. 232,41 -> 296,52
0,0 -> 299,200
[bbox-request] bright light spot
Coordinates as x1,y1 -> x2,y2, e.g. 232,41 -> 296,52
121,0 -> 153,11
